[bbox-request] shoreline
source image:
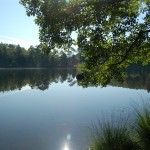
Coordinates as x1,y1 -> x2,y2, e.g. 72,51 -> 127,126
0,68 -> 46,70
0,67 -> 76,70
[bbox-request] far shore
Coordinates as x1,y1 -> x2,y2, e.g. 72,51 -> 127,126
0,68 -> 46,70
0,67 -> 76,70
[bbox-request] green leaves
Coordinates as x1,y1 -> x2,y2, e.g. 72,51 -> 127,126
20,0 -> 150,86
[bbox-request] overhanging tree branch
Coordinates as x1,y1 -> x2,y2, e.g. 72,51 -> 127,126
77,0 -> 129,7
111,29 -> 150,66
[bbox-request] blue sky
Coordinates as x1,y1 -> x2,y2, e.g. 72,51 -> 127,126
0,0 -> 146,50
0,0 -> 39,49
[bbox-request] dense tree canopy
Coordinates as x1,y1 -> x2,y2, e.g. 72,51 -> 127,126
20,0 -> 150,85
0,43 -> 80,68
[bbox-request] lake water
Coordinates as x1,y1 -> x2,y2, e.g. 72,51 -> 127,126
0,69 -> 150,150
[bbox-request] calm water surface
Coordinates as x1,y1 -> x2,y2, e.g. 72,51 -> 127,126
0,69 -> 150,150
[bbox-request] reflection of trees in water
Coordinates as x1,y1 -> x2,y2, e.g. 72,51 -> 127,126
110,73 -> 150,93
111,65 -> 150,92
125,74 -> 150,93
125,65 -> 150,92
77,64 -> 150,92
0,66 -> 150,92
0,69 -> 76,92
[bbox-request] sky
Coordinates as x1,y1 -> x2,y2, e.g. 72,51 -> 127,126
0,0 -> 146,50
0,0 -> 39,49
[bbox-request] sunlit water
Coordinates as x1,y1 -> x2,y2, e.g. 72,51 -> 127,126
0,69 -> 150,150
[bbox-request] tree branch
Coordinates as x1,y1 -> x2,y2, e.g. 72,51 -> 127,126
77,0 -> 128,7
111,29 -> 150,66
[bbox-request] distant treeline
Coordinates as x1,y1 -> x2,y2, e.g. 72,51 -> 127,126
0,43 -> 83,68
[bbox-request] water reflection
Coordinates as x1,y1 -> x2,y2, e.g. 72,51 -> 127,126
0,69 -> 150,150
63,143 -> 70,150
0,68 -> 150,92
0,69 -> 76,92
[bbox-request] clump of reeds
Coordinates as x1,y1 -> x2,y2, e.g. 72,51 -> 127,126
92,123 -> 139,150
89,102 -> 150,150
134,102 -> 150,150
89,112 -> 140,150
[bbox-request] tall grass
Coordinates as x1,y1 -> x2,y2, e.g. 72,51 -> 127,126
134,102 -> 150,150
89,103 -> 150,150
90,123 -> 139,150
89,113 -> 140,150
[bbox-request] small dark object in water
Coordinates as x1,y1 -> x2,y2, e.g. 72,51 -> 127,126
76,73 -> 84,80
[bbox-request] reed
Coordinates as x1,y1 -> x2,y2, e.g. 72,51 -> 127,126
90,114 -> 140,150
134,103 -> 150,150
89,102 -> 150,150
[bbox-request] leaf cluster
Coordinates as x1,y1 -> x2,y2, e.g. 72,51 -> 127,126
20,0 -> 150,85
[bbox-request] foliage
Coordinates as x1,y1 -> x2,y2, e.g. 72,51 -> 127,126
0,42 -> 80,68
20,0 -> 150,86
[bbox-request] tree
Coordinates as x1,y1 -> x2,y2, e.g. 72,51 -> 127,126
20,0 -> 150,86
60,51 -> 68,67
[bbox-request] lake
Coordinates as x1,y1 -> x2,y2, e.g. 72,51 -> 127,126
0,69 -> 150,150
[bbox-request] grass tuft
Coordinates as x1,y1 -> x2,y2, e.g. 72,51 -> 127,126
90,114 -> 140,150
134,102 -> 150,150
89,102 -> 150,150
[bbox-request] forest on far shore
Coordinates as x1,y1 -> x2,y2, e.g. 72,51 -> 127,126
0,42 -> 84,68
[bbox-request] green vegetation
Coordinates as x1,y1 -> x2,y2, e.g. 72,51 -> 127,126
134,103 -> 150,150
89,103 -> 150,150
0,42 -> 82,68
76,63 -> 150,89
20,0 -> 150,86
90,123 -> 139,150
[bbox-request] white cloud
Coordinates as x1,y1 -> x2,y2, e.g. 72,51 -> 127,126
0,35 -> 39,49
